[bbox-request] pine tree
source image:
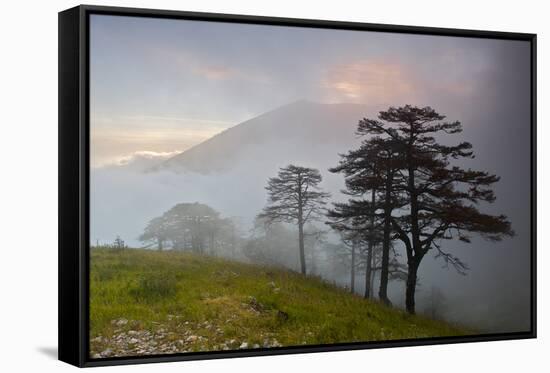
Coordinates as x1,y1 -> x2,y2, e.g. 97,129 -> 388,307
358,105 -> 514,314
329,135 -> 404,304
259,165 -> 330,275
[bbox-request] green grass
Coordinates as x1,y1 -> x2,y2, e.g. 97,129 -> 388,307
90,248 -> 470,356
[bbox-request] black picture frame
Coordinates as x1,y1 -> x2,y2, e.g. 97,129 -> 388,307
58,4 -> 537,368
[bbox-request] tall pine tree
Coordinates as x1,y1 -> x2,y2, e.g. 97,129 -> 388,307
329,135 -> 404,304
358,105 -> 514,314
259,165 -> 330,275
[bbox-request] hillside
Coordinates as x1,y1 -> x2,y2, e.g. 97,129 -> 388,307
89,249 -> 469,358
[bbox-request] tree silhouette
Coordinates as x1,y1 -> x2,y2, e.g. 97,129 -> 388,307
244,217 -> 299,268
330,230 -> 361,293
139,217 -> 167,250
162,203 -> 221,253
329,135 -> 404,304
358,105 -> 514,314
259,165 -> 330,275
304,225 -> 328,276
112,235 -> 126,250
423,286 -> 448,320
139,203 -> 239,255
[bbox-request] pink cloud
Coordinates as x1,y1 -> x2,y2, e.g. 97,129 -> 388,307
194,65 -> 236,80
322,60 -> 419,104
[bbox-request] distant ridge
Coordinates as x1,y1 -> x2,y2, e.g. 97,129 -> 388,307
153,100 -> 380,174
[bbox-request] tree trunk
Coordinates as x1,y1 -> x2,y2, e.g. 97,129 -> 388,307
379,168 -> 393,305
406,131 -> 422,314
310,245 -> 317,275
210,232 -> 215,256
297,176 -> 306,275
197,218 -> 203,254
350,242 -> 356,293
298,220 -> 306,275
365,188 -> 376,299
370,270 -> 375,297
364,246 -> 372,299
405,258 -> 419,314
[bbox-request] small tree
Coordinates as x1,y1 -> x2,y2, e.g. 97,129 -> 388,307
243,217 -> 298,268
113,235 -> 126,250
304,225 -> 327,276
139,216 -> 167,250
338,231 -> 361,294
423,286 -> 448,320
139,203 -> 234,253
163,203 -> 221,253
259,165 -> 330,275
217,217 -> 242,259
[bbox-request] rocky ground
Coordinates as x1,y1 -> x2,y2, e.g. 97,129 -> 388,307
90,310 -> 284,358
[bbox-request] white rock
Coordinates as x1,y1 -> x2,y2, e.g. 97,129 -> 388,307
186,335 -> 198,342
239,342 -> 248,349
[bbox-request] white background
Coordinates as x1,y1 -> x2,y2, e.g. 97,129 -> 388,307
0,0 -> 546,371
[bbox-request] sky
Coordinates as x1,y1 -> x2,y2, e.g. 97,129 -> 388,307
90,14 -> 527,167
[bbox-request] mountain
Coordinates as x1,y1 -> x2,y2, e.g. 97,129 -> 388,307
155,100 -> 381,174
91,101 -> 380,252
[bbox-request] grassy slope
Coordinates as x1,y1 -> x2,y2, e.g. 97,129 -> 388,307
90,248 -> 469,357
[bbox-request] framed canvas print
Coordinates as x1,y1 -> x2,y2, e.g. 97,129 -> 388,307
58,5 -> 537,367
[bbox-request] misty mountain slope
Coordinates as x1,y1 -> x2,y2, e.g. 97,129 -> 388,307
156,100 -> 381,174
95,101 -> 382,248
